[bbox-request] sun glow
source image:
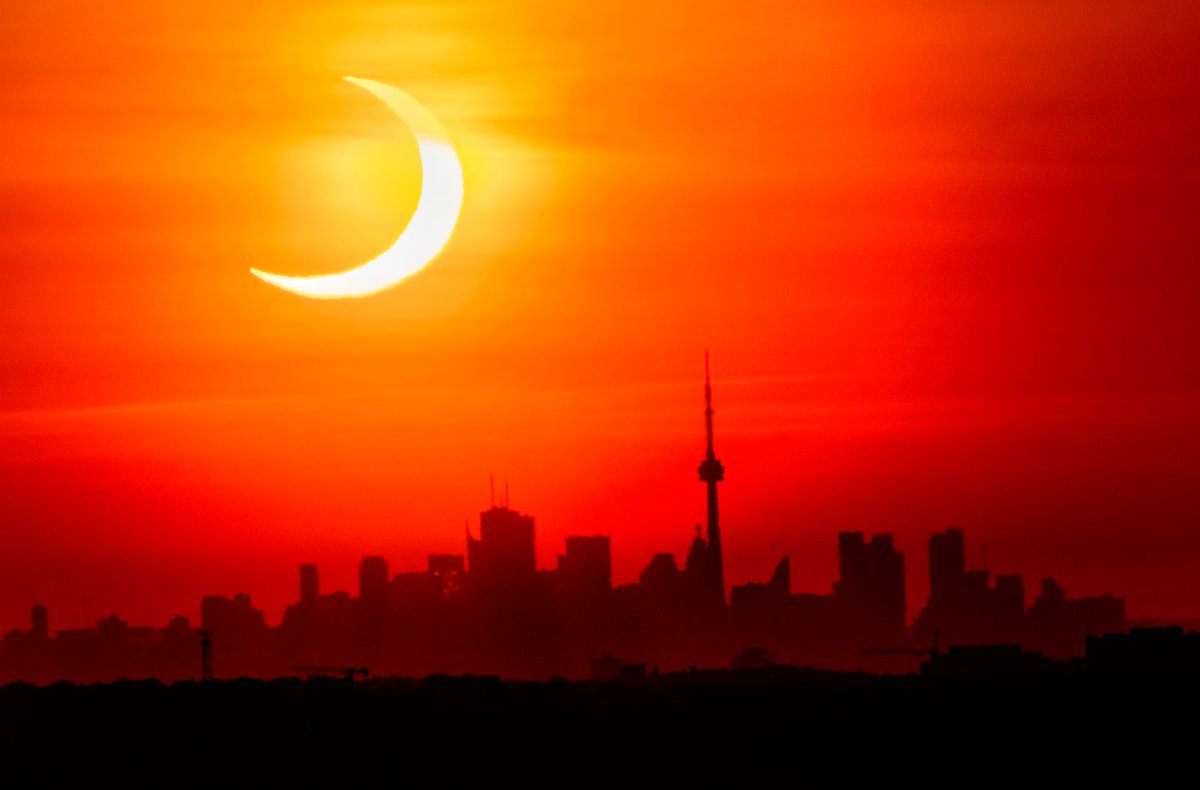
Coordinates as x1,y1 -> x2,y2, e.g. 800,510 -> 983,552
250,76 -> 465,299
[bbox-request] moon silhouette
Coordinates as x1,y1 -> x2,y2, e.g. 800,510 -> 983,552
250,77 -> 464,299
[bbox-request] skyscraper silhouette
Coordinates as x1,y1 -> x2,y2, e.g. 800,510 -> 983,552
359,556 -> 389,603
834,532 -> 906,643
31,605 -> 49,641
929,528 -> 966,606
467,504 -> 536,592
300,564 -> 319,605
697,352 -> 726,605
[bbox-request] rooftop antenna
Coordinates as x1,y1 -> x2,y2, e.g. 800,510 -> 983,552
504,476 -> 510,508
489,475 -> 495,508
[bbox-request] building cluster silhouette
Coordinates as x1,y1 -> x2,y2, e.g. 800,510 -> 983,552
1,362 -> 1134,684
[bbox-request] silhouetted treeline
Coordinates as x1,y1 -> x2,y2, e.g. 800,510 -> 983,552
1,661 -> 1196,785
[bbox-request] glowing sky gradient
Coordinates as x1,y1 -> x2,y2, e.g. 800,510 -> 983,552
1,1 -> 1197,631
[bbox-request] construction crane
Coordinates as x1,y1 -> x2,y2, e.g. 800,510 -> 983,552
292,665 -> 370,682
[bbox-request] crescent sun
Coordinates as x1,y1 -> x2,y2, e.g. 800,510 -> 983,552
250,76 -> 465,299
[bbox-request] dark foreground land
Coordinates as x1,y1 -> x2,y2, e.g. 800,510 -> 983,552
2,666 -> 1195,786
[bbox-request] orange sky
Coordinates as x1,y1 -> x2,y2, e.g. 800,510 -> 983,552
1,1 -> 1198,631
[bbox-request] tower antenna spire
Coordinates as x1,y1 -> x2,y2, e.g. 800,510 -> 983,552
704,350 -> 716,460
697,351 -> 726,605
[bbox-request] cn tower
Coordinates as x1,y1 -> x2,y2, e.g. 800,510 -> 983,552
698,352 -> 726,604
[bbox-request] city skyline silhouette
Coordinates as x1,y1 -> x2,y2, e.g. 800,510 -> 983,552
4,3 -> 1199,641
2,365 -> 1140,684
2,4 -> 1197,780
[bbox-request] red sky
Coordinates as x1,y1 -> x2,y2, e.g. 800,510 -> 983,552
1,1 -> 1197,632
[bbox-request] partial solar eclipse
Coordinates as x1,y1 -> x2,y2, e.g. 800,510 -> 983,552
251,77 -> 464,299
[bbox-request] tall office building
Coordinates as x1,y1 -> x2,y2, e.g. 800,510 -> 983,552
835,532 -> 906,638
300,564 -> 319,605
359,556 -> 389,602
557,536 -> 612,596
468,505 -> 536,589
929,528 -> 966,605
